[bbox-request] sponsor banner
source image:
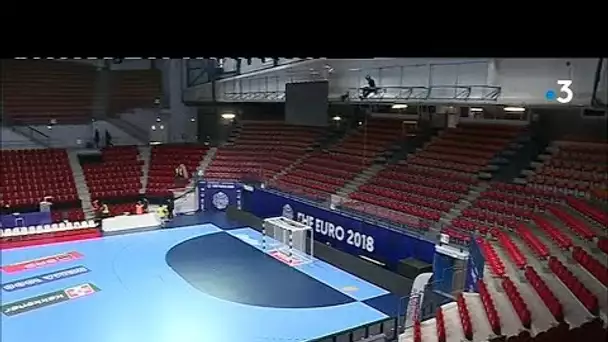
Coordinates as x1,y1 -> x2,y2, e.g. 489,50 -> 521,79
2,266 -> 90,292
242,189 -> 435,269
1,251 -> 83,274
1,283 -> 100,317
465,238 -> 485,292
198,181 -> 242,213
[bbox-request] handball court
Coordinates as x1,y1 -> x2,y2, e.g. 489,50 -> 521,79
1,214 -> 397,342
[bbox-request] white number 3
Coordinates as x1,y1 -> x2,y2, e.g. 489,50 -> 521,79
556,80 -> 573,104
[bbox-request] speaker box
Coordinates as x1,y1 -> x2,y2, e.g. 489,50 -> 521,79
397,258 -> 433,280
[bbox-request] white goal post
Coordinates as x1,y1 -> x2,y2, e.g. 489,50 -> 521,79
262,216 -> 314,265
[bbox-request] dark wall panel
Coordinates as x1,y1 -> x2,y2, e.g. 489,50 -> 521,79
285,81 -> 329,127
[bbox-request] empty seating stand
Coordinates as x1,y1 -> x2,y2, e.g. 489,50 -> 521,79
413,319 -> 422,342
435,308 -> 446,342
147,144 -> 208,197
208,122 -> 323,181
108,69 -> 162,113
572,246 -> 608,286
83,146 -> 143,201
532,215 -> 573,250
477,279 -> 502,335
547,206 -> 596,241
566,196 -> 608,228
529,140 -> 608,194
457,293 -> 474,340
0,149 -> 79,210
491,229 -> 527,269
516,224 -> 550,260
2,60 -> 97,123
548,256 -> 599,314
477,238 -> 506,277
524,266 -> 564,321
501,277 -> 532,329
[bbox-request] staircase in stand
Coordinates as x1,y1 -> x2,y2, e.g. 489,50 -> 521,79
336,163 -> 385,198
198,147 -> 217,176
138,146 -> 151,194
67,150 -> 94,219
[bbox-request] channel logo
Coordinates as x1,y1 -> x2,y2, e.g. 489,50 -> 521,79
1,251 -> 83,274
1,283 -> 100,317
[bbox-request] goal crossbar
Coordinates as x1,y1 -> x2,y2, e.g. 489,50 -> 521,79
262,216 -> 314,265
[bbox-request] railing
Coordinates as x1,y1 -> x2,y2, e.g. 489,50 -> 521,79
6,124 -> 52,147
216,83 -> 500,103
348,85 -> 501,102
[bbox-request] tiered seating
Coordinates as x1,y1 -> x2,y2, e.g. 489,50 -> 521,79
147,144 -> 208,197
457,294 -> 473,340
0,220 -> 101,250
276,119 -> 403,197
82,146 -> 142,200
409,123 -> 523,175
51,208 -> 85,223
516,224 -> 550,259
501,277 -> 532,329
413,319 -> 421,342
451,218 -> 488,234
349,192 -> 440,223
108,203 -> 137,216
487,183 -> 564,205
208,122 -> 323,181
0,149 -> 79,208
547,206 -> 596,241
566,196 -> 608,228
332,118 -> 405,157
435,308 -> 446,342
524,266 -> 563,321
358,184 -> 452,212
108,69 -> 162,113
572,246 -> 608,286
532,215 -> 573,250
440,227 -> 471,245
528,141 -> 608,194
491,229 -> 527,269
460,207 -> 519,230
477,238 -> 506,277
477,279 -> 501,335
548,256 -> 599,314
340,199 -> 432,231
2,60 -> 96,123
599,238 -> 608,254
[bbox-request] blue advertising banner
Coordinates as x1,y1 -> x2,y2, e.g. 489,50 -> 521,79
198,181 -> 242,213
465,238 -> 485,292
1,266 -> 90,292
243,189 -> 435,268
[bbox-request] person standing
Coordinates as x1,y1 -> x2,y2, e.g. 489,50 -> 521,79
360,75 -> 378,99
166,198 -> 174,219
94,129 -> 100,148
104,130 -> 113,147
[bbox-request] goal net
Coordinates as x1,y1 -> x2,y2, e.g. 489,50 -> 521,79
262,216 -> 314,266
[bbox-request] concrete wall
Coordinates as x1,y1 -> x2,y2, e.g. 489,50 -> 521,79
0,128 -> 43,149
21,120 -> 141,147
495,58 -> 600,105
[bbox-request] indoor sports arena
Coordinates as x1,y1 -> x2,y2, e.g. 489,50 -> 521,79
0,57 -> 607,342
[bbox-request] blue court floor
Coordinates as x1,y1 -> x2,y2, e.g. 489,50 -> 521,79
1,223 -> 392,342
